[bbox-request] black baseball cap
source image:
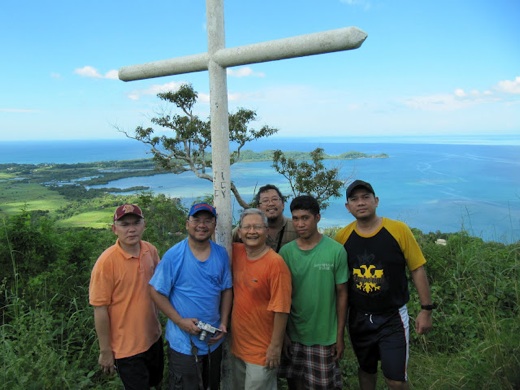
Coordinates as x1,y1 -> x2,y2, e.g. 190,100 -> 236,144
346,180 -> 375,199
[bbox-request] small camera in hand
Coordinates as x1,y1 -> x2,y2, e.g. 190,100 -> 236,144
196,321 -> 221,341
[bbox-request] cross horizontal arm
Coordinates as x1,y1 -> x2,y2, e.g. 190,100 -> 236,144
119,26 -> 367,82
119,53 -> 209,82
214,26 -> 367,67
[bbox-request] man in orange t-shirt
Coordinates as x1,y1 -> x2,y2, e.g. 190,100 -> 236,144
89,204 -> 163,390
231,208 -> 292,389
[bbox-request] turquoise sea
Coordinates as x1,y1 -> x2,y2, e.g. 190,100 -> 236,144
1,137 -> 519,243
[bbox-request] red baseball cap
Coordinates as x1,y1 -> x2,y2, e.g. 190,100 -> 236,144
113,204 -> 144,221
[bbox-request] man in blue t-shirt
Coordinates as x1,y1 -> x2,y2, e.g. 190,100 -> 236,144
150,203 -> 233,389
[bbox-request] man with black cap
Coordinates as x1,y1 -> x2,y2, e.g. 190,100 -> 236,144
90,204 -> 164,389
335,180 -> 434,390
150,203 -> 233,389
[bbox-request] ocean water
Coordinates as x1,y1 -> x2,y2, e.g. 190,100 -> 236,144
1,138 -> 519,243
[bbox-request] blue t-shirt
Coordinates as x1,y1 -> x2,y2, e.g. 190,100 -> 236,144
149,239 -> 232,355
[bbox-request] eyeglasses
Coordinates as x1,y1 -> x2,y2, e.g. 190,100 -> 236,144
189,218 -> 216,226
258,197 -> 282,205
240,224 -> 267,231
115,220 -> 144,228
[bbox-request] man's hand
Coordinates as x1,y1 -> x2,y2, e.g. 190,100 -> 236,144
265,342 -> 283,369
177,317 -> 201,335
415,310 -> 433,335
98,350 -> 116,375
333,337 -> 345,361
208,324 -> 227,345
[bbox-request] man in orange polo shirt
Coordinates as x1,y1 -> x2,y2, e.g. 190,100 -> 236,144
89,204 -> 163,390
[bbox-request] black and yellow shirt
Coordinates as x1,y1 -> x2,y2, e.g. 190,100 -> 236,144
335,217 -> 426,314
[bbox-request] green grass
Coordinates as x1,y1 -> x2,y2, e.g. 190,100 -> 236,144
0,182 -> 66,214
0,180 -> 113,229
57,211 -> 113,229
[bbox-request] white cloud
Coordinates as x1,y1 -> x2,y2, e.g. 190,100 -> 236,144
227,66 -> 265,78
74,66 -> 119,79
403,77 -> 520,111
126,82 -> 241,104
75,66 -> 102,78
198,92 -> 210,103
403,93 -> 471,111
105,70 -> 119,80
126,81 -> 186,101
454,88 -> 466,97
495,76 -> 520,94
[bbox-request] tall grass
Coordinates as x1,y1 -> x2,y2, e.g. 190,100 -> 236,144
1,211 -> 519,389
0,216 -> 120,389
407,231 -> 520,389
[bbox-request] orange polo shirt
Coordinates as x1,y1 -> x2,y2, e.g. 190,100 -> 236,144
89,240 -> 161,359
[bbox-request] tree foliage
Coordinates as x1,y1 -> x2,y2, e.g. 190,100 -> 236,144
272,148 -> 345,209
123,84 -> 278,208
122,83 -> 343,209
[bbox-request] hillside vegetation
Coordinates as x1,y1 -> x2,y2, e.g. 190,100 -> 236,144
0,158 -> 518,389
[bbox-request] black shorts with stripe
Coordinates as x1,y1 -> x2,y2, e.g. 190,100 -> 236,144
348,305 -> 410,382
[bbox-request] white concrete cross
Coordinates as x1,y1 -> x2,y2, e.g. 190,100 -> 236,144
119,0 -> 367,251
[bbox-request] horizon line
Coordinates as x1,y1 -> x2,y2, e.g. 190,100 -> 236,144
1,134 -> 519,146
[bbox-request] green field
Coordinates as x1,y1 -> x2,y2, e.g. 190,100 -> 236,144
0,181 -> 66,215
0,162 -> 151,228
56,211 -> 113,229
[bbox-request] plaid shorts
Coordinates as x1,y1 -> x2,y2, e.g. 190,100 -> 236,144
278,342 -> 342,390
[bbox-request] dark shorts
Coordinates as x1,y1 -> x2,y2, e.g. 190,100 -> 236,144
168,344 -> 222,390
278,342 -> 342,390
115,336 -> 164,390
348,305 -> 409,382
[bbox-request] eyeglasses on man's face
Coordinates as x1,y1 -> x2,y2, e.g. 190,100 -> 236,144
188,218 -> 216,226
240,224 -> 267,231
258,197 -> 282,205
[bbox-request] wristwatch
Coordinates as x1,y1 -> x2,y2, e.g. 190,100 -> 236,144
421,304 -> 436,311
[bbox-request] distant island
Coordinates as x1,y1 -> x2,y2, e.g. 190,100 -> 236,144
0,149 -> 388,196
237,149 -> 389,162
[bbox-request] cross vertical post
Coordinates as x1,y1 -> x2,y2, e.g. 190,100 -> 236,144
206,0 -> 232,248
118,2 -> 367,255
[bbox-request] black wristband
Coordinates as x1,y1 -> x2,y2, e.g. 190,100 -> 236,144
421,304 -> 436,311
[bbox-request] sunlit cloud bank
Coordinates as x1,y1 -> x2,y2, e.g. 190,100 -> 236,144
496,76 -> 520,94
403,76 -> 520,111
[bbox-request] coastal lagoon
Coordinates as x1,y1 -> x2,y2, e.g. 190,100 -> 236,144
1,138 -> 519,243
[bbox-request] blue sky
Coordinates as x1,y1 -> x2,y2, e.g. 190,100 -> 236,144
1,0 -> 519,142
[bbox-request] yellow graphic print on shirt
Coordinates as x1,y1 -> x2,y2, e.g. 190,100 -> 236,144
353,265 -> 384,294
